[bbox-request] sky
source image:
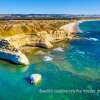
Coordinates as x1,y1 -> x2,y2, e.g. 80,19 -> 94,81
0,0 -> 99,14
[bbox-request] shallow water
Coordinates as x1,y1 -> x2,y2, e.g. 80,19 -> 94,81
0,21 -> 100,100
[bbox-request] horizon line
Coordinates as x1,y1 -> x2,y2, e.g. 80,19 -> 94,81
0,13 -> 100,15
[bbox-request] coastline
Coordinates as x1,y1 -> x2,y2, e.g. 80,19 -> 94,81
0,20 -> 81,65
0,39 -> 29,65
60,19 -> 100,34
0,19 -> 99,65
77,19 -> 100,33
60,22 -> 79,35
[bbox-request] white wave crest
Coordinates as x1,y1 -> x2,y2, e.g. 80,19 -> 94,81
85,37 -> 99,41
43,55 -> 53,62
53,47 -> 64,52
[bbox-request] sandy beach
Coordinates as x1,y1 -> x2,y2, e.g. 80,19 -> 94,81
60,22 -> 79,34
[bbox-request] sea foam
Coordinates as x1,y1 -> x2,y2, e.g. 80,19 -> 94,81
43,55 -> 53,62
85,37 -> 99,41
53,47 -> 64,52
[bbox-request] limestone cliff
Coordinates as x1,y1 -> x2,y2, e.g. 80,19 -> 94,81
0,20 -> 77,65
0,39 -> 29,65
6,29 -> 70,49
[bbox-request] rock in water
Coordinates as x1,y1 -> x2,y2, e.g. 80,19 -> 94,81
30,74 -> 42,85
0,39 -> 29,65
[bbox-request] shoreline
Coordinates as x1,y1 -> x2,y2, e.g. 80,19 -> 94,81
0,19 -> 99,65
60,22 -> 79,34
77,19 -> 100,32
60,19 -> 100,34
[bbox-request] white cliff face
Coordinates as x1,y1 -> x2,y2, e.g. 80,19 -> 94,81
16,51 -> 29,65
0,39 -> 29,65
0,50 -> 29,65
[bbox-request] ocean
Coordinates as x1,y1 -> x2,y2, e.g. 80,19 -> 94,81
0,20 -> 100,100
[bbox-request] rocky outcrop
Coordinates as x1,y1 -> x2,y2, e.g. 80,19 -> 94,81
0,39 -> 29,65
6,34 -> 53,49
6,29 -> 68,49
0,22 -> 77,64
0,20 -> 77,50
0,20 -> 67,37
36,39 -> 53,48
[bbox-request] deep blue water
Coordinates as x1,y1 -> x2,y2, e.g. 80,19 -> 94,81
0,20 -> 100,100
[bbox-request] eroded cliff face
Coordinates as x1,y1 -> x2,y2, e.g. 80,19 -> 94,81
0,20 -> 77,49
0,39 -> 29,65
0,20 -> 77,64
5,22 -> 77,49
0,20 -> 67,37
6,29 -> 72,49
0,29 -> 71,65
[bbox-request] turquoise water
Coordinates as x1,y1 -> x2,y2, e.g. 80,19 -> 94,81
0,20 -> 100,100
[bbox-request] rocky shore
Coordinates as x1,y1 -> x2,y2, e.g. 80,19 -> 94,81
0,21 -> 78,65
6,22 -> 78,49
0,39 -> 29,65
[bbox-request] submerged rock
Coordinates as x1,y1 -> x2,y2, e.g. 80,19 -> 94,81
29,74 -> 42,85
0,39 -> 29,65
